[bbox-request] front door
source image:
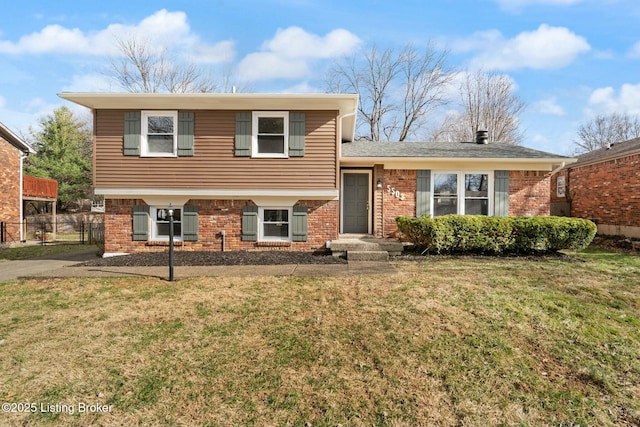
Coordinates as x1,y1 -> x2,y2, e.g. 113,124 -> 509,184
342,172 -> 370,233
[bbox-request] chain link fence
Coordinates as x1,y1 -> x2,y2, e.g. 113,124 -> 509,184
1,215 -> 104,246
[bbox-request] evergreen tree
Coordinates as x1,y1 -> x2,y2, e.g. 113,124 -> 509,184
25,106 -> 92,210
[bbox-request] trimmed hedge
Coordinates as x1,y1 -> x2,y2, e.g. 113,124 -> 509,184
396,215 -> 597,254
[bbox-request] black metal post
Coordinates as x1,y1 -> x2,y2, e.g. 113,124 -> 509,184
41,222 -> 46,246
168,205 -> 174,282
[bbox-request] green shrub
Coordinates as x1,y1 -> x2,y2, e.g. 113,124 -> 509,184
396,215 -> 596,254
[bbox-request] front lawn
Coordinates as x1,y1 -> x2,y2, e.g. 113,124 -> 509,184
0,244 -> 96,262
0,249 -> 638,426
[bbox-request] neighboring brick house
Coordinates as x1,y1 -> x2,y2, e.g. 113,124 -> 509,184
59,92 -> 572,256
551,137 -> 640,238
0,122 -> 35,243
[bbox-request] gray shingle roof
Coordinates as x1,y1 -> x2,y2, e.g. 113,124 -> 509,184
341,141 -> 571,159
572,137 -> 640,165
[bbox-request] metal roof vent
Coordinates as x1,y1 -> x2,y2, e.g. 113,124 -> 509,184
476,130 -> 489,144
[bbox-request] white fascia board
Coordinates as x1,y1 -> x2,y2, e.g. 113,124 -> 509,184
340,157 -> 576,171
94,188 -> 339,200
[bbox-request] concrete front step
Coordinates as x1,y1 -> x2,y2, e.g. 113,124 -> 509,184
347,250 -> 389,261
330,236 -> 404,258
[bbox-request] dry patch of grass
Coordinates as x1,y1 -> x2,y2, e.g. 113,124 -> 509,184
0,250 -> 639,426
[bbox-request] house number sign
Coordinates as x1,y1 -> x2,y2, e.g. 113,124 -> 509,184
387,185 -> 406,201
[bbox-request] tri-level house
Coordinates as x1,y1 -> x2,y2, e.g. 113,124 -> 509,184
59,92 -> 573,256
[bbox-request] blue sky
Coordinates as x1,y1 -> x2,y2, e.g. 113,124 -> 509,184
1,0 -> 639,155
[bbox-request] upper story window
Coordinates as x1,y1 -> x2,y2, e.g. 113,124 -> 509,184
252,112 -> 289,158
432,171 -> 492,216
142,111 -> 178,157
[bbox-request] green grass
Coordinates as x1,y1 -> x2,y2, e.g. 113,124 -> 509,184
0,249 -> 638,426
0,244 -> 96,261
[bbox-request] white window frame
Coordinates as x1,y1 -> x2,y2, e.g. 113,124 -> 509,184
141,111 -> 178,157
431,171 -> 494,216
557,175 -> 566,198
258,207 -> 292,242
252,111 -> 289,158
151,206 -> 183,241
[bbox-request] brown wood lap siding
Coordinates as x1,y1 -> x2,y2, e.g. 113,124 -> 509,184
94,110 -> 338,190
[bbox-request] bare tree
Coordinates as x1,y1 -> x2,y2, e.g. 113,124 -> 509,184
326,43 -> 453,141
432,70 -> 526,145
573,112 -> 640,153
108,35 -> 230,93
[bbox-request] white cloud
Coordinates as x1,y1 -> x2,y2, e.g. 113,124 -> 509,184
262,27 -> 361,59
629,41 -> 640,58
0,9 -> 234,63
239,53 -> 310,81
586,83 -> 640,115
61,73 -> 116,92
238,27 -> 361,82
461,24 -> 590,71
531,97 -> 566,116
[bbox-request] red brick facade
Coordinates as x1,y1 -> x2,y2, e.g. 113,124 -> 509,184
104,169 -> 554,253
0,137 -> 22,243
378,169 -> 417,238
104,198 -> 339,254
371,169 -> 551,239
551,152 -> 640,237
509,171 -> 551,216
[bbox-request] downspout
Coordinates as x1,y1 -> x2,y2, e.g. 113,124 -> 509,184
19,152 -> 28,241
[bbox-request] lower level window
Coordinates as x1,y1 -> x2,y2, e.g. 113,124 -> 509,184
259,207 -> 291,241
464,173 -> 489,215
152,207 -> 182,240
433,173 -> 458,216
432,172 -> 491,216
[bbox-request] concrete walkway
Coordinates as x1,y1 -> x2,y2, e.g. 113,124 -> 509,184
1,250 -> 396,281
0,249 -> 99,282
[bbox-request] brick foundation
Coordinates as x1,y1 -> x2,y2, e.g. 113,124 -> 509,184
104,198 -> 338,254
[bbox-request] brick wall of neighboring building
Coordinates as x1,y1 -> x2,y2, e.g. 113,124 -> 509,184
550,169 -> 571,217
509,170 -> 551,216
567,153 -> 640,228
104,198 -> 339,254
0,138 -> 21,242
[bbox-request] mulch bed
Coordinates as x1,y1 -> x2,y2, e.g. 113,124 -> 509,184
76,250 -> 347,267
76,236 -> 638,268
